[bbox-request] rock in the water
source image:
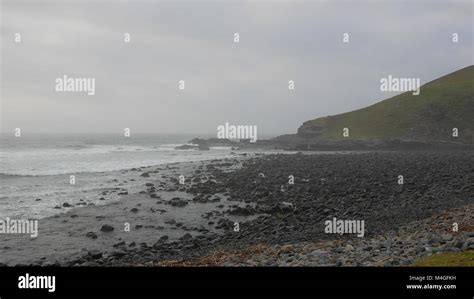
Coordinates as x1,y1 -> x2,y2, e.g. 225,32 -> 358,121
100,225 -> 114,232
175,144 -> 197,150
86,232 -> 98,239
113,241 -> 126,248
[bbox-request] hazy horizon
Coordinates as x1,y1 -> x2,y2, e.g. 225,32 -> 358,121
1,0 -> 472,135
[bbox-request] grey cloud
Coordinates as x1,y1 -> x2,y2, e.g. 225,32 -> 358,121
1,0 -> 472,135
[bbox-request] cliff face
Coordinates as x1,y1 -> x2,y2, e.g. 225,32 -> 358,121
297,66 -> 474,145
297,122 -> 327,138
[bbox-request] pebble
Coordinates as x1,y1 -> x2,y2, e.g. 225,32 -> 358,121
100,225 -> 114,232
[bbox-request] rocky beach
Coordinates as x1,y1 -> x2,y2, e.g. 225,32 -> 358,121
1,151 -> 472,267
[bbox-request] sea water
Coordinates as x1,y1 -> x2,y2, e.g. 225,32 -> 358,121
0,133 -> 250,219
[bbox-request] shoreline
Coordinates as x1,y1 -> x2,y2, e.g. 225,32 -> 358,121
0,150 -> 270,220
0,151 -> 472,266
159,203 -> 474,266
0,155 -> 255,266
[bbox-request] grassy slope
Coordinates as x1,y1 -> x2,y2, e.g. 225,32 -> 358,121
303,66 -> 474,142
411,251 -> 474,266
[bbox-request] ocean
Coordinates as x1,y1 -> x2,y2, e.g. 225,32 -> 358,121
0,133 -> 264,220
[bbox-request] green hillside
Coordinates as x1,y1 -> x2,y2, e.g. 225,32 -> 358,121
298,66 -> 474,143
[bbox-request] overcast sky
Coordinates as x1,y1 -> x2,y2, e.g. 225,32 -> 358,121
1,0 -> 472,136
